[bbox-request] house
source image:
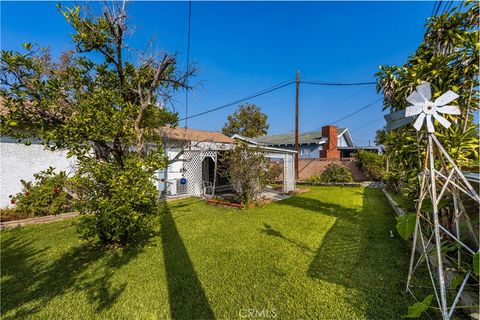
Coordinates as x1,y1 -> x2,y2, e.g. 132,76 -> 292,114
157,126 -> 296,197
237,125 -> 382,159
0,127 -> 296,207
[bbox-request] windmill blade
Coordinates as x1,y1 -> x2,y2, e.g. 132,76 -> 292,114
414,113 -> 426,131
407,91 -> 426,105
435,90 -> 459,106
436,105 -> 461,115
405,104 -> 423,117
385,109 -> 406,122
433,112 -> 451,128
384,109 -> 415,131
416,82 -> 432,101
386,116 -> 415,131
426,114 -> 435,133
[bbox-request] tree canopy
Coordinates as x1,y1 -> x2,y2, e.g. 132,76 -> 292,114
0,3 -> 193,246
375,1 -> 479,199
1,4 -> 192,163
221,103 -> 269,137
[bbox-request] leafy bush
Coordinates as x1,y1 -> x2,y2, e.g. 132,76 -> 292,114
0,208 -> 28,222
384,170 -> 418,211
9,167 -> 75,216
306,164 -> 353,184
75,156 -> 162,247
355,150 -> 385,181
306,175 -> 323,184
265,162 -> 283,184
320,164 -> 353,183
219,142 -> 268,207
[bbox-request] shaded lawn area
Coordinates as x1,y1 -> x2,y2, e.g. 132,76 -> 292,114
1,186 -> 424,319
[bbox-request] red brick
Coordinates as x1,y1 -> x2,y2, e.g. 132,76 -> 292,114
297,158 -> 369,182
320,126 -> 340,159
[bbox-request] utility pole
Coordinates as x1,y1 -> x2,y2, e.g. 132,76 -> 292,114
295,70 -> 300,179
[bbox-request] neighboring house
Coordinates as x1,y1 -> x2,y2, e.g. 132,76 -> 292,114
239,125 -> 382,159
0,127 -> 296,207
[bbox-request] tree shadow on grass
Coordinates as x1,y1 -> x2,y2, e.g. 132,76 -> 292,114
1,223 -> 151,319
161,205 -> 215,320
260,223 -> 315,254
276,188 -> 419,318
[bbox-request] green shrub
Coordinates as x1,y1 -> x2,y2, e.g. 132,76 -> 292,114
384,170 -> 418,212
306,175 -> 323,185
0,208 -> 28,222
219,142 -> 268,207
9,167 -> 75,216
355,150 -> 385,181
265,162 -> 283,184
306,165 -> 353,184
320,164 -> 353,183
75,156 -> 162,247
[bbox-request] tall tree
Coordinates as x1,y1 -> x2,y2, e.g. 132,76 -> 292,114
0,3 -> 193,246
376,1 -> 478,200
374,127 -> 387,146
221,103 -> 269,137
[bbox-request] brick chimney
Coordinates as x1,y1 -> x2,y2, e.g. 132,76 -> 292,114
320,125 -> 341,159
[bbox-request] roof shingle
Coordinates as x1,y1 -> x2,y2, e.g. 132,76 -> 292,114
252,128 -> 346,146
157,126 -> 233,144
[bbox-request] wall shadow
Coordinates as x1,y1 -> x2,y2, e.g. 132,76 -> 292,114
1,226 -> 146,319
297,158 -> 316,177
161,205 -> 215,320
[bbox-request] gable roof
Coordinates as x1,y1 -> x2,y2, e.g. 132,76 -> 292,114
157,126 -> 234,144
251,128 -> 347,146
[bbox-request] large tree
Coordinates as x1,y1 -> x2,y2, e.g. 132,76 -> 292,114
376,1 -> 478,200
221,103 -> 269,137
0,3 -> 193,246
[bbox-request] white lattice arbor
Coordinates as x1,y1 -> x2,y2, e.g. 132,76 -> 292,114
183,150 -> 217,196
181,148 -> 296,197
265,151 -> 295,193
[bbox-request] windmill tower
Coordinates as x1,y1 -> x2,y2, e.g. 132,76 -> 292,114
385,83 -> 479,319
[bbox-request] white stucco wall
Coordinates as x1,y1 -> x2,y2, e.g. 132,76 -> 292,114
0,139 -> 191,204
1,136 -> 238,202
0,141 -> 76,207
156,149 -> 186,195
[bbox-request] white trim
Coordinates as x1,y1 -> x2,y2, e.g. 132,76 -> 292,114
337,128 -> 347,137
337,128 -> 355,147
230,134 -> 258,145
231,134 -> 297,154
256,145 -> 297,154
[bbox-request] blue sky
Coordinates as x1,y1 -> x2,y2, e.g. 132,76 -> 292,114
1,1 -> 436,145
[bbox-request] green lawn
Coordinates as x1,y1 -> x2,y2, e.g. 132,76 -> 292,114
1,186 -> 422,319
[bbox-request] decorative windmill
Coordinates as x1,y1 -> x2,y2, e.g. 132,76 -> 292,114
384,82 -> 479,320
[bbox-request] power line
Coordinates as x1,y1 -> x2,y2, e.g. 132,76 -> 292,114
178,77 -> 379,122
348,114 -> 386,133
434,0 -> 443,16
301,86 -> 370,127
330,97 -> 383,125
184,0 -> 192,130
431,1 -> 439,17
300,80 -> 376,86
178,79 -> 295,121
443,0 -> 453,13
